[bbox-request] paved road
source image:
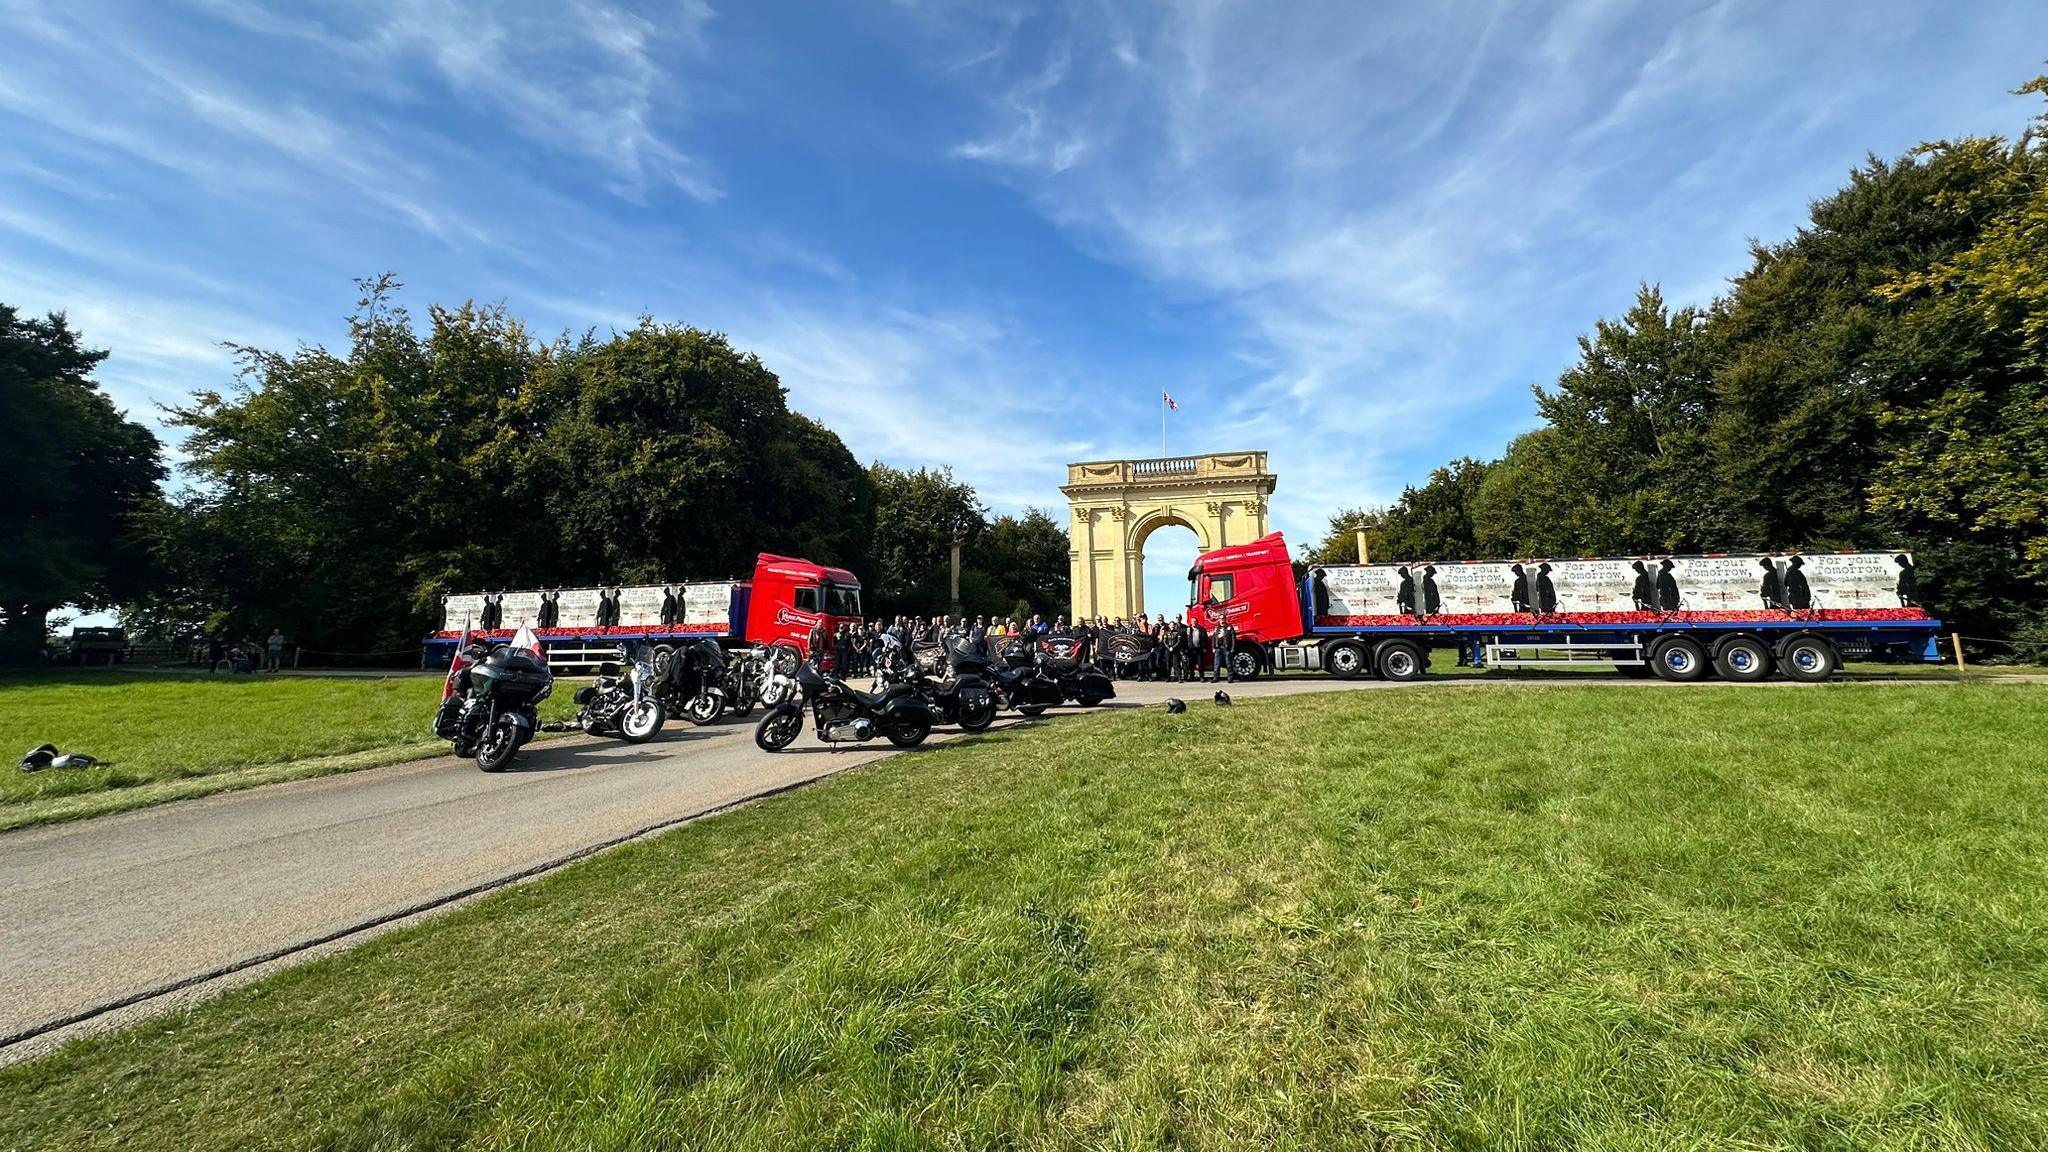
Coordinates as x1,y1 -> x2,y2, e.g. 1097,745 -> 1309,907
0,674 -> 1419,1059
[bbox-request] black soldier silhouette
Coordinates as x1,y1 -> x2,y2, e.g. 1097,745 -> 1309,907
1630,561 -> 1654,612
1535,562 -> 1558,616
1395,566 -> 1417,615
1894,554 -> 1917,607
1655,560 -> 1682,613
1509,563 -> 1531,613
1311,568 -> 1331,619
1784,556 -> 1812,612
1422,565 -> 1442,616
1758,557 -> 1784,611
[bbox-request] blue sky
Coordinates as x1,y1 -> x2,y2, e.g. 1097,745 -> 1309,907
5,0 -> 2046,615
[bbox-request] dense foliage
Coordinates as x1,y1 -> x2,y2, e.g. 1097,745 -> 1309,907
101,279 -> 1069,655
1312,81 -> 2048,650
0,307 -> 164,661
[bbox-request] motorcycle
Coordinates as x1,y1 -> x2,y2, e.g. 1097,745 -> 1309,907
433,643 -> 555,772
1036,633 -> 1116,707
722,646 -> 766,718
754,657 -> 936,751
876,635 -> 997,733
988,637 -> 1069,717
656,638 -> 729,724
573,645 -> 665,743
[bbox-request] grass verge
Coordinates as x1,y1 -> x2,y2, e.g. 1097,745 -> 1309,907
5,682 -> 2046,1149
0,672 -> 577,830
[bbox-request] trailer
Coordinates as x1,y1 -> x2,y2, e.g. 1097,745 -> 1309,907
1186,533 -> 1942,683
422,553 -> 862,671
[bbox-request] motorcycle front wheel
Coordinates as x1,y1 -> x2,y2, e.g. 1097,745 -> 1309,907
755,706 -> 802,751
619,700 -> 665,743
685,692 -> 725,725
886,713 -> 932,747
476,717 -> 519,772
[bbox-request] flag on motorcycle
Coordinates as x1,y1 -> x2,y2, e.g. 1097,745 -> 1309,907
442,617 -> 473,701
510,622 -> 547,664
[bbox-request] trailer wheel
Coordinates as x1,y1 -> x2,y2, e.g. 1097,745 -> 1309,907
1780,635 -> 1837,683
1649,637 -> 1707,682
1324,640 -> 1367,679
1713,636 -> 1772,682
1375,640 -> 1425,682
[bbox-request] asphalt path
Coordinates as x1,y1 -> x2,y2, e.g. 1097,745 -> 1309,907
1,673 -> 1439,1061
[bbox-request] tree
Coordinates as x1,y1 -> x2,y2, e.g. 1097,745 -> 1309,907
1866,84 -> 2048,640
157,280 -> 873,651
975,509 -> 1071,617
866,464 -> 986,615
0,306 -> 164,661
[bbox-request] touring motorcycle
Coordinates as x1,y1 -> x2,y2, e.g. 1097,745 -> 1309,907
434,642 -> 554,772
656,638 -> 730,724
1035,633 -> 1116,707
753,656 -> 936,751
875,635 -> 997,733
573,644 -> 665,743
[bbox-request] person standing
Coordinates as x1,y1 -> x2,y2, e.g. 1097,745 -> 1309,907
807,620 -> 828,667
833,624 -> 853,679
1212,621 -> 1235,682
265,628 -> 285,673
1187,617 -> 1208,680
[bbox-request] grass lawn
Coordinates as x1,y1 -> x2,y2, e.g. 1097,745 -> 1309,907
0,672 -> 578,829
6,683 -> 2046,1150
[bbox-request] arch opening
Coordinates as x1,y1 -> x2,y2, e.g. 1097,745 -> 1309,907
1133,513 -> 1203,624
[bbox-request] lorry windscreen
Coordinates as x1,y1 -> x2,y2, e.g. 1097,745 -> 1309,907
826,583 -> 862,616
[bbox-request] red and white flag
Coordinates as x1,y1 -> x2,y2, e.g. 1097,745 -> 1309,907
442,617 -> 473,700
1162,390 -> 1179,411
510,622 -> 547,664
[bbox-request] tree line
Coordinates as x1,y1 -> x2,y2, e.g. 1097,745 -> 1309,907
1309,77 -> 2048,657
2,277 -> 1071,660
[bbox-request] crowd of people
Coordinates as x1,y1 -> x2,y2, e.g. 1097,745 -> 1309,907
805,611 -> 1243,683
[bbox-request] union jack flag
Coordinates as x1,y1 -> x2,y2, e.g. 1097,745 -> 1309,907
1162,390 -> 1179,411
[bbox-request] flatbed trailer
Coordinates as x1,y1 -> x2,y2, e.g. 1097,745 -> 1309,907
1188,533 -> 1943,683
420,553 -> 862,671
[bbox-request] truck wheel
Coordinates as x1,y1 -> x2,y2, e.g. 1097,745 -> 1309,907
1713,636 -> 1772,683
1324,641 -> 1367,679
1650,637 -> 1707,682
1780,635 -> 1837,682
1229,646 -> 1263,681
1375,640 -> 1425,682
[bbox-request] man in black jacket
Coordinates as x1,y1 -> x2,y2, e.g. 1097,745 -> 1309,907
1211,622 -> 1235,682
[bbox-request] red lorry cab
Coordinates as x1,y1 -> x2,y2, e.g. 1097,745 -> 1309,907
1186,532 -> 1304,644
745,553 -> 863,657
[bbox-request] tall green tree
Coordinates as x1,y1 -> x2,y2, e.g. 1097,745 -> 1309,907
866,464 -> 985,615
0,306 -> 164,661
156,280 -> 873,650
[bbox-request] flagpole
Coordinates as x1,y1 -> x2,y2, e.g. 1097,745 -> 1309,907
1161,391 -> 1167,456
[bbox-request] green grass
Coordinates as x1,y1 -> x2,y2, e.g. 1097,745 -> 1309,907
0,672 -> 577,829
6,683 -> 2047,1149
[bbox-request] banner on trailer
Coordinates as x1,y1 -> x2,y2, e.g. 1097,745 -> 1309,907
1309,551 -> 1927,626
615,585 -> 665,626
683,583 -> 734,630
442,594 -> 485,632
553,588 -> 599,629
498,590 -> 542,626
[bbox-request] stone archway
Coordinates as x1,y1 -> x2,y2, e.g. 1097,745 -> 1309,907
1061,451 -> 1277,620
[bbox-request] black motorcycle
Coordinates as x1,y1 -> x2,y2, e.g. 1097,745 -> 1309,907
722,646 -> 765,719
878,637 -> 997,733
656,638 -> 729,724
433,643 -> 554,772
573,646 -> 665,743
754,658 -> 936,751
990,637 -> 1069,717
1037,633 -> 1116,706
